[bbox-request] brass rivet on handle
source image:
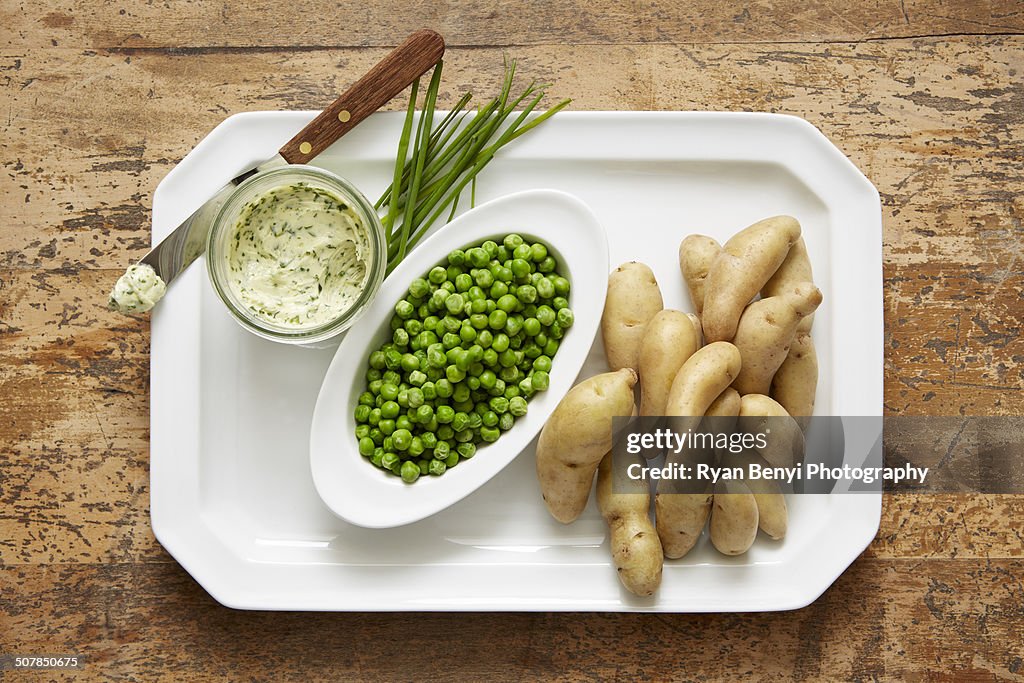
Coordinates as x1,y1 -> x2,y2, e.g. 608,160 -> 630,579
338,110 -> 351,123
299,141 -> 312,155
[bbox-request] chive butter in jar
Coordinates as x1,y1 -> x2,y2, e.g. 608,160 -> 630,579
207,166 -> 386,344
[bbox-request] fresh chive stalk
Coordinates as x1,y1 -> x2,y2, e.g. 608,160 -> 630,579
378,59 -> 571,274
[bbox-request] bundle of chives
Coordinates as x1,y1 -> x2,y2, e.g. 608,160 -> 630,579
378,58 -> 570,274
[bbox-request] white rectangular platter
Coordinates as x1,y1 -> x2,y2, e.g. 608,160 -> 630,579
150,111 -> 883,611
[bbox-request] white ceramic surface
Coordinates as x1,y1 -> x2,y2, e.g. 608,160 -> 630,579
150,111 -> 883,611
310,190 -> 608,528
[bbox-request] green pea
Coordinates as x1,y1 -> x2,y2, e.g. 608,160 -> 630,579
460,325 -> 477,342
535,276 -> 555,301
435,440 -> 451,459
370,428 -> 384,445
435,379 -> 453,398
429,459 -> 447,476
369,351 -> 386,370
487,309 -> 507,330
436,405 -> 455,424
503,234 -> 524,250
442,333 -> 461,350
408,370 -> 427,386
421,382 -> 437,401
467,344 -> 484,362
553,276 -> 570,296
457,442 -> 477,459
354,404 -> 371,423
408,436 -> 425,457
510,259 -> 532,280
416,404 -> 434,424
381,452 -> 400,470
533,355 -> 553,373
467,412 -> 483,430
384,348 -> 402,370
395,416 -> 413,432
454,428 -> 474,443
504,384 -> 520,399
480,426 -> 501,442
544,339 -> 560,356
482,348 -> 499,366
453,273 -> 473,292
522,342 -> 542,359
418,459 -> 431,476
447,248 -> 466,266
444,293 -> 464,315
392,429 -> 412,450
379,401 -> 399,419
491,378 -> 506,396
428,266 -> 447,284
557,308 -> 575,328
445,452 -> 460,467
538,255 -> 556,273
508,245 -> 528,262
498,349 -> 517,368
506,395 -> 528,417
477,330 -> 493,348
393,328 -> 410,347
404,318 -> 423,336
400,461 -> 420,483
468,247 -> 489,268
453,383 -> 471,404
423,315 -> 439,331
430,290 -> 449,310
427,346 -> 447,368
496,294 -> 517,313
358,437 -> 375,456
536,305 -> 556,326
504,316 -> 523,337
552,296 -> 569,312
531,370 -> 550,391
529,243 -> 548,262
367,408 -> 382,426
479,370 -> 497,389
482,240 -> 499,258
371,451 -> 385,468
470,298 -> 488,314
494,412 -> 511,431
452,412 -> 470,432
548,323 -> 564,340
355,424 -> 371,439
518,377 -> 534,396
409,277 -> 431,299
395,299 -> 415,319
492,333 -> 510,353
499,366 -> 519,383
518,285 -> 538,304
475,269 -> 494,288
483,410 -> 499,427
400,354 -> 419,372
445,365 -> 466,383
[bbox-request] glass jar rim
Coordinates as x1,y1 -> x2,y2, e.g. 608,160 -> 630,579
206,165 -> 387,345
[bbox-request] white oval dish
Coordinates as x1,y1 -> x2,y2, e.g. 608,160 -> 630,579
309,189 -> 609,528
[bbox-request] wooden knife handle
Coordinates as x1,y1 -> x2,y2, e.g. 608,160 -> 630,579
278,29 -> 445,164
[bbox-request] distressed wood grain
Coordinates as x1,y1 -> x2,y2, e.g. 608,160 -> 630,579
0,559 -> 1021,681
2,0 -> 1023,49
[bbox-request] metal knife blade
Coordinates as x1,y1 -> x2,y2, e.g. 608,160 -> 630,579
140,155 -> 283,284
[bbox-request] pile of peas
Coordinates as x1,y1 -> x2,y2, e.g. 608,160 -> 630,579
354,234 -> 574,483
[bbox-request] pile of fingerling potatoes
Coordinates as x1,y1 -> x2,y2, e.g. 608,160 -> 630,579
535,216 -> 821,597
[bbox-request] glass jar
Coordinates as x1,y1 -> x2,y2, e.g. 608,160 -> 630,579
206,166 -> 386,345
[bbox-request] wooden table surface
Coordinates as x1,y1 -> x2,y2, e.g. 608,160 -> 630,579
2,1 -> 1023,680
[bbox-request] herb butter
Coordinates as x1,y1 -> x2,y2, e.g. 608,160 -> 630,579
108,263 -> 167,314
225,182 -> 372,328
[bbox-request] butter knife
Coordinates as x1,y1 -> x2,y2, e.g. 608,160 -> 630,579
138,29 -> 444,286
